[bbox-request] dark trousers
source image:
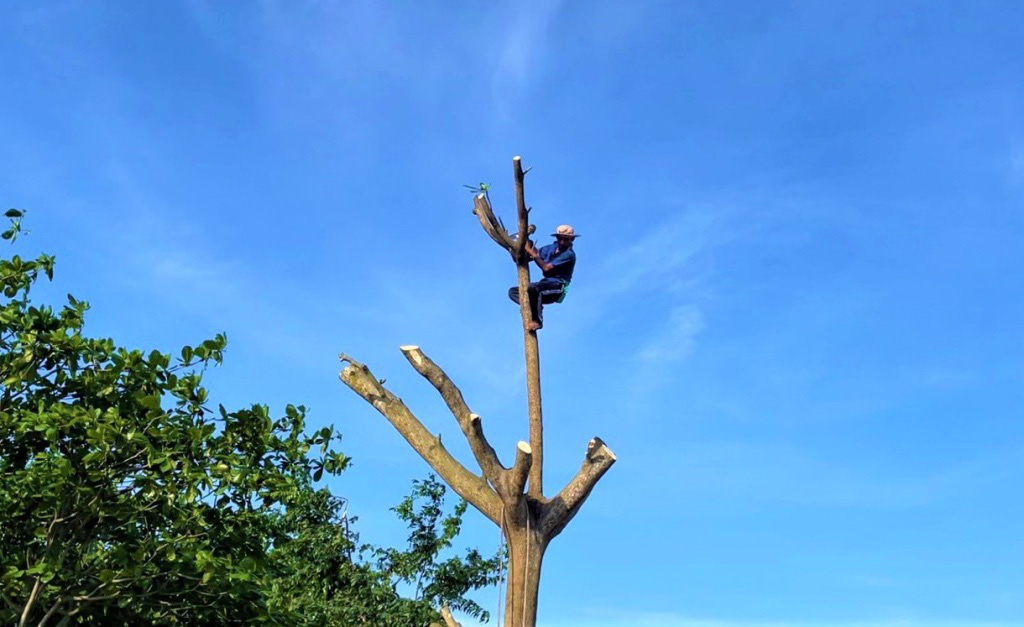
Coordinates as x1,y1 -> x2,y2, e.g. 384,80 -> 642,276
508,278 -> 565,324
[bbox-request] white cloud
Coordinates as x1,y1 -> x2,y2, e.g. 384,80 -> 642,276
598,207 -> 720,298
635,304 -> 704,364
493,0 -> 562,86
490,0 -> 564,113
563,205 -> 731,390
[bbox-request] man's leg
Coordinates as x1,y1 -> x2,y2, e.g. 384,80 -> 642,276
535,279 -> 566,327
510,284 -> 544,330
526,283 -> 542,329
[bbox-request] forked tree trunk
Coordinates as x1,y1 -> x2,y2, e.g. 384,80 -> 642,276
339,156 -> 615,627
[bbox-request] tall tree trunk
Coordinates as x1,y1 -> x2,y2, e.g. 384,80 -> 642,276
512,157 -> 545,498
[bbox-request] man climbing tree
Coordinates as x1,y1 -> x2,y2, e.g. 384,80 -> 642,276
339,157 -> 615,627
508,225 -> 578,331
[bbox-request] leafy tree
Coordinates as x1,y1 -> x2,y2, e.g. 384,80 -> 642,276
374,476 -> 502,622
0,212 -> 499,626
266,475 -> 502,626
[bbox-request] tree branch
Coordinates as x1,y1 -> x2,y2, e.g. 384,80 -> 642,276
472,193 -> 517,258
471,193 -> 534,260
538,437 -> 616,540
513,156 -> 529,262
19,567 -> 44,626
399,346 -> 505,485
339,354 -> 502,525
440,604 -> 462,627
508,441 -> 532,498
36,597 -> 64,627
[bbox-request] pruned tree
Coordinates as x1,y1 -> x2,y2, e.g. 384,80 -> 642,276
339,156 -> 616,626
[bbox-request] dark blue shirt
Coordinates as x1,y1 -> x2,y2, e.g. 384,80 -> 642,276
538,242 -> 575,283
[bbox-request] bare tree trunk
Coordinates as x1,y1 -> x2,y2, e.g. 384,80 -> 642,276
339,155 -> 616,627
512,157 -> 545,498
502,509 -> 546,627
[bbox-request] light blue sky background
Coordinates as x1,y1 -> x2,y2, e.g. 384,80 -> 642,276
2,1 -> 1023,625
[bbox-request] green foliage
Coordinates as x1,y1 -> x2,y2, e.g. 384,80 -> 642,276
0,213 -> 500,626
266,476 -> 502,626
375,476 -> 503,623
0,213 -> 349,624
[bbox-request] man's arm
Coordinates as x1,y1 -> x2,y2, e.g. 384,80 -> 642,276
526,241 -> 555,273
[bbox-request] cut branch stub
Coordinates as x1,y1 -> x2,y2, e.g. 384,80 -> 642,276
509,441 -> 532,498
538,437 -> 617,540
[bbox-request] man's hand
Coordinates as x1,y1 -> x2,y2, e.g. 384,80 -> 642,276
525,240 -> 539,259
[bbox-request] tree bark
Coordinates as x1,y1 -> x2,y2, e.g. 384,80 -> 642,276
338,155 -> 616,627
512,156 -> 545,498
18,576 -> 41,627
429,604 -> 462,627
503,520 -> 546,627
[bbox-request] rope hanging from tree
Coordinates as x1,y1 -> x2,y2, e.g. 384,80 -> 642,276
496,505 -> 507,626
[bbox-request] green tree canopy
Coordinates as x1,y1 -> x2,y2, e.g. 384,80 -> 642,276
0,212 -> 499,626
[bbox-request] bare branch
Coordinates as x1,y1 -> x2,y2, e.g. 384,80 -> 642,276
440,605 -> 462,627
37,598 -> 64,627
19,571 -> 43,627
472,192 -> 534,261
472,193 -> 516,258
339,354 -> 502,525
538,437 -> 616,539
513,156 -> 529,262
400,346 -> 504,485
508,441 -> 532,498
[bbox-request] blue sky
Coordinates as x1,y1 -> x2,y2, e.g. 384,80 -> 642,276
2,1 -> 1023,625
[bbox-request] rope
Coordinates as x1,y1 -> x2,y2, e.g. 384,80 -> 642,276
496,505 -> 506,626
522,512 -> 530,627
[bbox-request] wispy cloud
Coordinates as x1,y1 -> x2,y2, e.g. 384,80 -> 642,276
64,157 -> 344,367
493,0 -> 562,85
597,207 -> 721,298
635,304 -> 704,364
1011,143 -> 1024,186
489,0 -> 564,113
566,203 -> 734,386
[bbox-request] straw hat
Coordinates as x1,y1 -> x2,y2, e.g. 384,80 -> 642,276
550,225 -> 579,239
